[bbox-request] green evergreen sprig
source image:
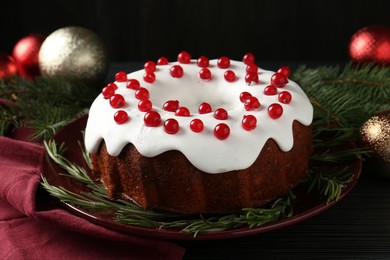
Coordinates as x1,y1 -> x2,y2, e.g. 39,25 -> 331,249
293,63 -> 390,134
42,137 -> 355,236
42,139 -> 296,236
306,167 -> 354,203
0,76 -> 98,140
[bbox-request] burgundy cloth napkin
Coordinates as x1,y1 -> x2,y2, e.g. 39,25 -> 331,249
0,136 -> 185,259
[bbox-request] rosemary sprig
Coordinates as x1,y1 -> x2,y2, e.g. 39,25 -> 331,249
42,139 -> 296,236
115,194 -> 294,237
306,167 -> 354,203
41,137 -> 361,236
41,178 -> 114,211
44,140 -> 94,185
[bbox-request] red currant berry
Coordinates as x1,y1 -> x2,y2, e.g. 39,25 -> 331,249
244,96 -> 260,111
214,108 -> 228,120
178,51 -> 191,64
109,94 -> 126,108
246,64 -> 258,74
268,103 -> 283,119
190,119 -> 204,133
242,115 -> 257,131
170,65 -> 184,78
199,68 -> 212,80
135,87 -> 150,100
214,123 -> 230,140
157,56 -> 169,65
126,79 -> 141,90
245,72 -> 259,85
102,84 -> 116,99
239,91 -> 252,103
224,70 -> 236,82
144,111 -> 161,127
217,56 -> 230,68
243,53 -> 255,65
197,56 -> 209,67
271,73 -> 288,88
138,99 -> 153,112
277,66 -> 290,78
107,82 -> 118,90
263,85 -> 277,95
198,102 -> 212,114
114,110 -> 129,124
115,71 -> 127,82
143,71 -> 156,83
278,91 -> 292,104
144,61 -> 156,72
164,118 -> 179,134
163,100 -> 179,112
175,107 -> 190,117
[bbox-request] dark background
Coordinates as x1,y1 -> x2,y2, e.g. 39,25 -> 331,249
2,0 -> 390,63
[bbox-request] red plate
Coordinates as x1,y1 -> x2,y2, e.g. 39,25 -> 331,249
41,116 -> 362,240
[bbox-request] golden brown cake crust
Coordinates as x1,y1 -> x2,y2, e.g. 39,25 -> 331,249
90,121 -> 312,215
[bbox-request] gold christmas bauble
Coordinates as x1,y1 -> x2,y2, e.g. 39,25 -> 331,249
360,110 -> 390,178
39,26 -> 109,84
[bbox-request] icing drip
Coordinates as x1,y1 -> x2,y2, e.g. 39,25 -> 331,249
85,59 -> 313,173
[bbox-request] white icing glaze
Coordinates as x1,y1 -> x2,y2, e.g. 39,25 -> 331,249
85,59 -> 313,174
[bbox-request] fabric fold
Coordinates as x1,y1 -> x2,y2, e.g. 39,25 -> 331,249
0,136 -> 184,259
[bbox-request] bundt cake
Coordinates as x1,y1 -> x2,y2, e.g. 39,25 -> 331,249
85,52 -> 313,214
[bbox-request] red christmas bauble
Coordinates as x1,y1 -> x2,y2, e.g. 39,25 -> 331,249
0,52 -> 18,79
12,34 -> 45,79
349,25 -> 390,65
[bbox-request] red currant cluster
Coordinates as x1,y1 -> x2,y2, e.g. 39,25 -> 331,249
267,67 -> 291,119
100,51 -> 292,140
161,99 -> 230,139
238,66 -> 292,120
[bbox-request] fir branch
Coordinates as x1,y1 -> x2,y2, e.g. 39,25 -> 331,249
310,118 -> 356,147
310,147 -> 370,163
28,105 -> 81,141
293,62 -> 390,134
0,76 -> 99,140
0,105 -> 21,136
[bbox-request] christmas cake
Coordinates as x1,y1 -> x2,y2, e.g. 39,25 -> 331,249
85,52 -> 313,214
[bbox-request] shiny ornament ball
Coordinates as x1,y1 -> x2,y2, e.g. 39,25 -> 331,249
39,26 -> 109,84
349,25 -> 390,65
0,52 -> 18,80
12,34 -> 45,79
360,110 -> 390,178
